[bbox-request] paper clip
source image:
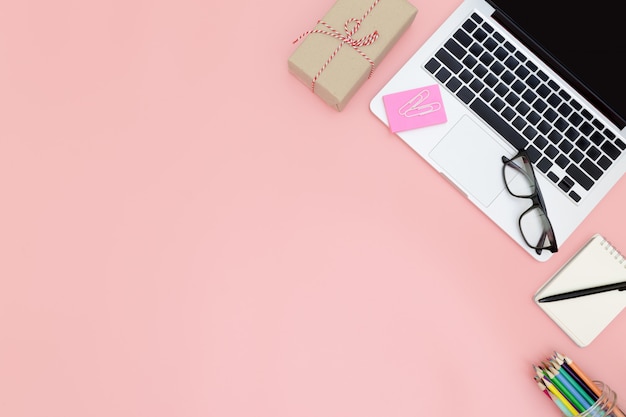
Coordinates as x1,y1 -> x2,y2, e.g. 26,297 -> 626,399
398,89 -> 442,117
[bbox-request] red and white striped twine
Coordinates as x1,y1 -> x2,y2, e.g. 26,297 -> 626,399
293,0 -> 382,92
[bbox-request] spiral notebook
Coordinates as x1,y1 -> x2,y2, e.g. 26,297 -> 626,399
534,234 -> 626,347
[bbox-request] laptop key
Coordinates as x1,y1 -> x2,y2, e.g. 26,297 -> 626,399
473,64 -> 488,78
445,38 -> 466,59
558,140 -> 573,154
425,58 -> 441,74
536,157 -> 553,173
453,29 -> 473,47
568,112 -> 583,127
512,116 -> 526,130
436,67 -> 452,83
470,99 -> 528,150
558,103 -> 572,117
502,70 -> 515,84
592,119 -> 605,130
533,99 -> 547,112
516,102 -> 531,116
570,149 -> 584,163
548,171 -> 560,183
523,125 -> 537,140
544,108 -> 558,122
555,154 -> 569,169
504,55 -> 519,70
469,43 -> 484,57
494,83 -> 508,97
547,93 -> 561,107
545,144 -> 559,158
587,146 -> 601,161
473,28 -> 488,42
559,90 -> 571,100
456,86 -> 475,104
566,164 -> 594,190
502,107 -> 516,121
526,146 -> 542,162
554,117 -> 568,131
469,79 -> 485,93
447,77 -> 462,92
527,111 -> 541,125
533,135 -> 548,149
526,74 -> 540,88
537,121 -> 551,135
459,69 -> 473,83
462,19 -> 477,33
601,141 -> 621,160
484,73 -> 498,87
589,131 -> 605,146
580,122 -> 594,136
494,46 -> 508,60
581,158 -> 603,180
576,137 -> 591,151
436,48 -> 463,73
484,37 -> 498,51
598,155 -> 613,170
491,97 -> 505,111
463,55 -> 478,69
558,176 -> 575,192
515,66 -> 530,80
537,84 -> 551,98
480,52 -> 495,66
570,191 -> 581,203
564,127 -> 579,141
480,89 -> 495,102
548,130 -> 562,144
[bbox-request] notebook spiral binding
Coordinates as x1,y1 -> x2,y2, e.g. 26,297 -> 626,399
600,237 -> 626,266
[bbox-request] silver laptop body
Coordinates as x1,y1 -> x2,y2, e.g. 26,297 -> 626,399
370,0 -> 626,261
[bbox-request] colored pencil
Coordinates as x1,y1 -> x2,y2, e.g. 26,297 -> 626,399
537,378 -> 552,399
550,358 -> 596,406
560,354 -> 600,397
537,378 -> 576,417
553,352 -> 598,402
541,375 -> 580,416
537,364 -> 587,412
549,390 -> 576,417
547,363 -> 593,410
558,353 -> 626,417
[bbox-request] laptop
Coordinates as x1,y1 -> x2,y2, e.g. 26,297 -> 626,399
369,0 -> 626,261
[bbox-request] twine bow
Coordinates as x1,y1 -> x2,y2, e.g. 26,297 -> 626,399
293,0 -> 381,92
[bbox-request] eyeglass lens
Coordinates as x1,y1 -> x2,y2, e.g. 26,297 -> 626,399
519,206 -> 554,250
503,154 -> 536,198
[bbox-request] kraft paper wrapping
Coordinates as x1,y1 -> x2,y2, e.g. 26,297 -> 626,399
288,0 -> 418,111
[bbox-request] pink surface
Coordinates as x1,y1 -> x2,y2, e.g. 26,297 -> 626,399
383,84 -> 447,132
1,0 -> 625,416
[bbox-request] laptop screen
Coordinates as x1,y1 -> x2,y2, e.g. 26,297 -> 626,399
486,0 -> 626,129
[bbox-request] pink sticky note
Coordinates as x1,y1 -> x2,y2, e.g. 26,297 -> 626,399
382,84 -> 447,133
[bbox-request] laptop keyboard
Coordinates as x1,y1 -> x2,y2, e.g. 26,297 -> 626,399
424,12 -> 626,203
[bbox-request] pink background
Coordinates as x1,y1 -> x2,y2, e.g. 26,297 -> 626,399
1,0 -> 625,416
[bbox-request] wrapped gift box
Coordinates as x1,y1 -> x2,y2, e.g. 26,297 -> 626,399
288,0 -> 417,111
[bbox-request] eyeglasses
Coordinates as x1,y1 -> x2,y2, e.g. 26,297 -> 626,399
501,149 -> 558,255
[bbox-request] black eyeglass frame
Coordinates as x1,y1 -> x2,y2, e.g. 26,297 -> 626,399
501,149 -> 558,255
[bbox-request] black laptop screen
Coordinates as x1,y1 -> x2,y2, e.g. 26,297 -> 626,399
486,0 -> 626,129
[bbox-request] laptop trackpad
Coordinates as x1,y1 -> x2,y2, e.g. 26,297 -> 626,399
429,116 -> 510,207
